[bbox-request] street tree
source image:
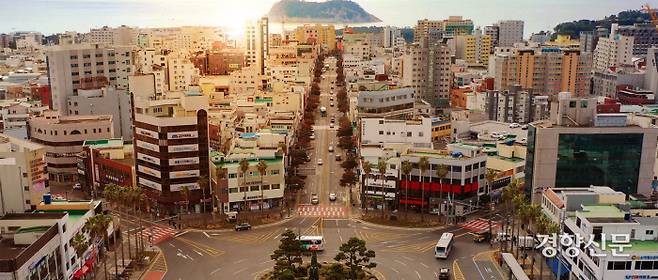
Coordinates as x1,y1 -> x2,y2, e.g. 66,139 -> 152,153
270,229 -> 303,278
418,157 -> 430,222
321,263 -> 349,280
377,158 -> 387,217
334,237 -> 376,280
362,161 -> 372,214
308,251 -> 320,280
340,154 -> 358,170
239,158 -> 250,211
257,160 -> 268,211
435,164 -> 449,218
400,160 -> 413,220
338,135 -> 355,151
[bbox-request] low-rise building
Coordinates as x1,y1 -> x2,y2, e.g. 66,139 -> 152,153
0,134 -> 47,214
361,117 -> 432,148
77,138 -> 135,197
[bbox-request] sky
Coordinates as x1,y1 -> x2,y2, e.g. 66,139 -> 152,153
1,0 -> 657,36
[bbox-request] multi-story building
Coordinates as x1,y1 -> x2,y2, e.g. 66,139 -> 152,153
540,186 -> 658,280
414,17 -> 474,42
530,31 -> 552,45
383,26 -> 401,48
134,48 -> 199,93
229,66 -> 266,95
356,87 -> 426,119
484,25 -> 499,47
493,47 -> 592,96
294,24 -> 336,49
191,47 -> 244,75
401,41 -> 452,110
46,43 -> 135,114
526,93 -> 658,201
0,134 -> 47,214
593,67 -> 645,98
485,85 -> 549,124
66,86 -> 133,139
645,47 -> 658,95
593,25 -> 634,71
139,26 -> 225,52
77,138 -> 134,197
431,118 -> 451,141
87,25 -> 138,45
495,20 -> 524,47
244,17 -> 269,76
28,111 -> 113,186
618,23 -> 658,56
132,89 -> 210,211
360,117 -> 432,148
454,29 -> 492,66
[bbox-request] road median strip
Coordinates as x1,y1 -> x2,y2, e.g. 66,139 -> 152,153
452,260 -> 466,280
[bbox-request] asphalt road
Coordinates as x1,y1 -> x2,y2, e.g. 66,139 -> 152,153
152,61 -> 506,280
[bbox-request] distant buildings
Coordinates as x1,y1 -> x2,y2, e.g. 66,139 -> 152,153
486,20 -> 524,47
617,23 -> 658,56
294,24 -> 336,50
592,24 -> 634,71
414,16 -> 474,42
244,17 -> 269,76
77,138 -> 134,196
526,93 -> 658,201
454,29 -> 492,66
86,25 -> 138,45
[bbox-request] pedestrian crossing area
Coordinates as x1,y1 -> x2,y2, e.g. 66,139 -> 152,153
298,205 -> 346,218
381,240 -> 437,253
459,218 -> 500,232
139,225 -> 178,245
212,229 -> 279,245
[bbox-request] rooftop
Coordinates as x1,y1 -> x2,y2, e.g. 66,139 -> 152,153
83,138 -> 124,149
579,205 -> 626,219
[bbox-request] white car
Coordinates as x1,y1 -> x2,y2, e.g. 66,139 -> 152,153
73,183 -> 82,190
329,193 -> 337,201
310,134 -> 316,140
509,123 -> 520,128
330,102 -> 334,107
328,146 -> 334,152
329,123 -> 334,128
317,159 -> 323,165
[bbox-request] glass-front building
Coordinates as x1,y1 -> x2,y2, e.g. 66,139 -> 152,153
555,133 -> 643,194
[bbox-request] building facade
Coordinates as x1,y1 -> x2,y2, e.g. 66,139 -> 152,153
0,134 -> 47,214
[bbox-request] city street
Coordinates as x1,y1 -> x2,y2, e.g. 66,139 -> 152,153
149,60 -> 506,280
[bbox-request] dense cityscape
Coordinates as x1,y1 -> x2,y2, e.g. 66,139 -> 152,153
1,1 -> 658,280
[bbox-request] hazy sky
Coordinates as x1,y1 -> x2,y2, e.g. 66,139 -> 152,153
1,0 -> 657,36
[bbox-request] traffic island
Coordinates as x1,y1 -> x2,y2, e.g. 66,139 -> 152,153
257,262 -> 380,280
360,211 -> 443,228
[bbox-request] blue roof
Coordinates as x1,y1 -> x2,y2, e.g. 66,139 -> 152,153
240,133 -> 258,139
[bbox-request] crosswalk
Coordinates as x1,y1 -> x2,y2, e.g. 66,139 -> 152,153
213,229 -> 280,244
138,225 -> 178,245
380,240 -> 437,253
459,218 -> 500,232
355,230 -> 407,244
298,205 -> 346,218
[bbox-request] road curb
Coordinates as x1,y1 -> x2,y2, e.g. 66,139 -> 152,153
188,215 -> 296,233
350,218 -> 448,232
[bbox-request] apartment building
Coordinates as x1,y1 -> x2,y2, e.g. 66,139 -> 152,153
46,43 -> 135,114
617,23 -> 658,56
229,66 -> 266,95
132,89 -> 210,211
495,20 -> 524,47
66,86 -> 133,139
244,17 -> 269,76
356,87 -> 421,119
593,67 -> 645,98
454,29 -> 492,66
526,93 -> 658,201
0,134 -> 47,214
401,41 -> 452,110
485,85 -> 549,124
190,47 -> 244,75
494,47 -> 592,96
134,48 -> 199,93
28,111 -> 113,186
139,26 -> 225,52
86,25 -> 138,45
593,25 -> 634,71
294,24 -> 336,50
414,17 -> 474,41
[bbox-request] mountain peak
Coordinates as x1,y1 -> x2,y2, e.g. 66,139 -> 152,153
268,0 -> 381,24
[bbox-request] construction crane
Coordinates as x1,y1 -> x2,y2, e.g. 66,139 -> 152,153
643,3 -> 658,32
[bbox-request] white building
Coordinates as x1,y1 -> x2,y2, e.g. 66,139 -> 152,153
244,17 -> 269,75
46,44 -> 135,114
0,134 -> 47,214
66,86 -> 133,139
384,26 -> 401,48
593,27 -> 634,71
496,20 -> 524,47
645,47 -> 658,94
361,117 -> 432,148
87,25 -> 138,45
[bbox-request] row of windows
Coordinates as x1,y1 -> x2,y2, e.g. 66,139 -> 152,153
227,169 -> 280,179
605,260 -> 658,271
35,127 -> 110,136
228,184 -> 281,193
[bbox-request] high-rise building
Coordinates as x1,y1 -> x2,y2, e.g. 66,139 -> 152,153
0,134 -> 47,214
592,24 -> 634,71
644,47 -> 658,95
383,26 -> 401,48
132,86 -> 210,210
46,44 -> 135,114
87,25 -> 138,45
28,111 -> 114,186
496,20 -> 524,47
244,17 -> 269,76
293,24 -> 336,49
454,29 -> 492,66
401,40 -> 452,110
139,26 -> 225,52
484,25 -> 499,47
66,86 -> 133,139
525,93 -> 658,201
618,23 -> 658,56
485,85 -> 549,124
493,48 -> 592,96
414,17 -> 474,42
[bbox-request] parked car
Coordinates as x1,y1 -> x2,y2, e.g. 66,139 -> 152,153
509,123 -> 520,128
328,146 -> 334,152
234,223 -> 252,231
311,194 -> 320,205
330,102 -> 334,107
329,123 -> 334,128
310,134 -> 316,140
317,159 -> 323,165
521,124 -> 529,130
329,193 -> 337,201
73,183 -> 82,190
335,154 -> 342,161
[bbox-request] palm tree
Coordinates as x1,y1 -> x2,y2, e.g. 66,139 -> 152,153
197,175 -> 209,213
485,169 -> 499,195
277,142 -> 287,155
86,213 -> 112,280
362,160 -> 372,215
239,158 -> 250,212
501,180 -> 521,253
377,158 -> 387,218
71,232 -> 89,260
400,160 -> 413,221
257,160 -> 268,211
418,157 -> 429,222
435,164 -> 449,219
180,186 -> 190,214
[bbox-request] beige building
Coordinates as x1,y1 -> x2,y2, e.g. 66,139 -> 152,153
28,111 -> 113,186
87,25 -> 138,45
244,17 -> 269,75
294,24 -> 336,50
139,26 -> 225,52
0,134 -> 47,214
134,48 -> 199,93
454,30 -> 492,66
401,41 -> 452,110
494,48 -> 592,96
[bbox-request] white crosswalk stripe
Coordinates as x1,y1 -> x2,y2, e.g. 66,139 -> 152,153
459,218 -> 500,232
297,205 -> 346,218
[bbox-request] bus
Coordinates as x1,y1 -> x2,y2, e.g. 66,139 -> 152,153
299,236 -> 325,251
435,232 -> 454,259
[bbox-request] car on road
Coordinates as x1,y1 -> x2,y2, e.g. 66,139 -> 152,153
329,193 -> 337,201
329,123 -> 334,128
335,154 -> 342,161
472,230 -> 492,243
73,183 -> 82,190
509,123 -> 520,128
330,102 -> 334,107
438,268 -> 450,280
330,96 -> 334,101
328,146 -> 334,152
311,194 -> 319,205
310,134 -> 315,140
317,159 -> 323,165
521,124 -> 529,130
234,223 -> 252,231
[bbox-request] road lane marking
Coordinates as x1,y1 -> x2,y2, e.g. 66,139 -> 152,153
473,260 -> 486,280
394,260 -> 406,266
210,267 -> 221,275
260,260 -> 274,265
420,262 -> 429,268
403,256 -> 413,261
232,268 -> 247,275
193,249 -> 203,256
415,270 -> 421,279
234,258 -> 247,264
203,231 -> 209,238
452,260 -> 466,280
390,267 -> 399,274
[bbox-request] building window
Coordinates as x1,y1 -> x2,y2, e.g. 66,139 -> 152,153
70,55 -> 78,59
647,230 -> 655,235
581,101 -> 588,108
270,170 -> 280,175
228,173 -> 237,179
239,187 -> 248,192
379,131 -> 384,135
569,101 -> 576,108
271,184 -> 281,189
250,186 -> 259,191
229,188 -> 238,193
